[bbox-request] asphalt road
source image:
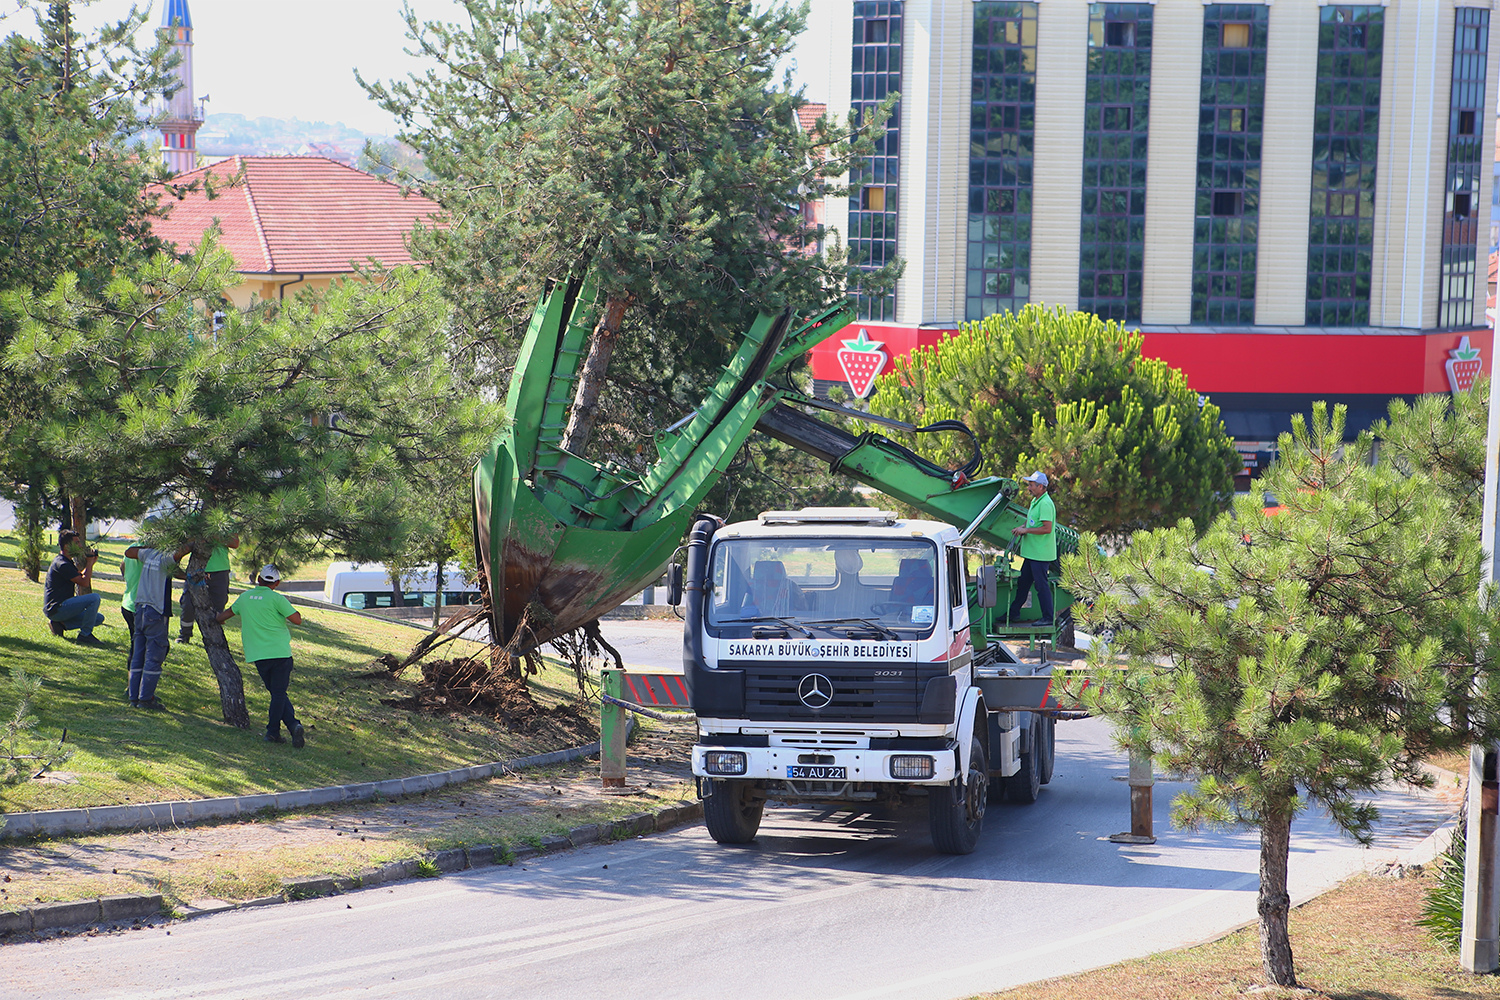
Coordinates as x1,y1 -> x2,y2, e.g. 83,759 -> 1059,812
6,716 -> 1453,1000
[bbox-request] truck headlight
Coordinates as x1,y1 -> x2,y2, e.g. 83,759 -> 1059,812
890,755 -> 935,779
703,751 -> 747,775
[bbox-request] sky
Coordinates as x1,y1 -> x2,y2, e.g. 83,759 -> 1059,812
2,0 -> 834,136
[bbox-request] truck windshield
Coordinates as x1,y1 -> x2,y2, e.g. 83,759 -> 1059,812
707,538 -> 939,632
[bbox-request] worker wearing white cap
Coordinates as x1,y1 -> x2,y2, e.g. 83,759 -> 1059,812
1008,471 -> 1056,628
217,565 -> 307,746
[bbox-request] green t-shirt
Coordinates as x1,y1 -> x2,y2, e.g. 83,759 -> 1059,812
1019,492 -> 1058,562
120,558 -> 142,613
205,545 -> 231,573
231,586 -> 298,662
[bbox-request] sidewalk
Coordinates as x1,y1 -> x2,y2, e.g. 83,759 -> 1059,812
0,724 -> 699,939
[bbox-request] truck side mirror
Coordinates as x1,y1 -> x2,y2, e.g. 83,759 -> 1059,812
977,565 -> 998,609
667,563 -> 684,606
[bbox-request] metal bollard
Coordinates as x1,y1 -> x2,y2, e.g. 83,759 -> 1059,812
1109,748 -> 1156,845
600,668 -> 628,788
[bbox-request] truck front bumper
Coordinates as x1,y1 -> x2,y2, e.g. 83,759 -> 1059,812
691,744 -> 957,784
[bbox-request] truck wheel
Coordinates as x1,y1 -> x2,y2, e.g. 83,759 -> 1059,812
703,779 -> 764,844
929,733 -> 987,855
1006,718 -> 1041,804
1037,714 -> 1056,785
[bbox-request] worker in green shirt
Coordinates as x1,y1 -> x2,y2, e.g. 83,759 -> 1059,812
179,534 -> 240,644
1007,471 -> 1057,628
217,565 -> 306,747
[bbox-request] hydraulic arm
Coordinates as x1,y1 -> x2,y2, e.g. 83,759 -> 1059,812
474,276 -> 1076,651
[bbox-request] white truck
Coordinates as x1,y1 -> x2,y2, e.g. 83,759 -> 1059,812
681,508 -> 1062,855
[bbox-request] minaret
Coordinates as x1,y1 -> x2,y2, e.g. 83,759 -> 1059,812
157,0 -> 201,175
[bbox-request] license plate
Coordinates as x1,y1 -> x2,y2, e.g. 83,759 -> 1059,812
787,765 -> 847,780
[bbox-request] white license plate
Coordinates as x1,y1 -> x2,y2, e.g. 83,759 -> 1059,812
787,765 -> 847,780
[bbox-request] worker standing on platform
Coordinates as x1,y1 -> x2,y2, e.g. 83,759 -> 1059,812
1008,471 -> 1056,628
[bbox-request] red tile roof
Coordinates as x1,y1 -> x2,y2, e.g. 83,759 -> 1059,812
797,103 -> 827,135
148,156 -> 444,274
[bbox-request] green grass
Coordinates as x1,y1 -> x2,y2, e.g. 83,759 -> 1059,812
0,567 -> 594,813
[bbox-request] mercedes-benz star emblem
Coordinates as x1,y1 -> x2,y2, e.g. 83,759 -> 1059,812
798,673 -> 835,709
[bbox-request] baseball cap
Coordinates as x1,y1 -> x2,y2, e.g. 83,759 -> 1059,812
1022,471 -> 1049,486
257,565 -> 282,584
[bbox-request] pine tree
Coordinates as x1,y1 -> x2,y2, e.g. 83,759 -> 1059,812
868,305 -> 1240,544
360,0 -> 894,457
0,1 -> 197,559
4,238 -> 501,727
1065,402 -> 1500,987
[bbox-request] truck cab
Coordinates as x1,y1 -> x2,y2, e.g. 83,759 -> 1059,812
685,508 -> 1053,854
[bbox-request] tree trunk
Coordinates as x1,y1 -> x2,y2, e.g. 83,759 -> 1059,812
69,495 -> 86,534
558,293 -> 632,456
432,554 -> 445,631
1258,797 -> 1298,987
185,549 -> 250,728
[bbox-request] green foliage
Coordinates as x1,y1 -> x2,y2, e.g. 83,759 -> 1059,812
0,666 -> 72,785
0,1 -> 207,536
1373,376 -> 1488,526
361,0 -> 895,459
1066,402 -> 1500,982
868,305 -> 1239,544
1419,817 -> 1467,952
4,239 -> 498,565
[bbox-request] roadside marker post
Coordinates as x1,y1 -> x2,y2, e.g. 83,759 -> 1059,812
1463,366 -> 1500,973
599,669 -> 693,788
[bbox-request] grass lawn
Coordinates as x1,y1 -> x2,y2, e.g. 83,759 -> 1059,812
981,866 -> 1500,999
0,567 -> 594,813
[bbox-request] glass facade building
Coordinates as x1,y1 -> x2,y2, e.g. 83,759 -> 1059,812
1438,7 -> 1489,329
965,1 -> 1038,322
1078,3 -> 1153,323
1305,7 -> 1384,327
1191,4 -> 1269,325
849,1 -> 904,322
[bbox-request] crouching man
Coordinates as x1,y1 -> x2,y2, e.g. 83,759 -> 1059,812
43,530 -> 104,645
218,565 -> 306,747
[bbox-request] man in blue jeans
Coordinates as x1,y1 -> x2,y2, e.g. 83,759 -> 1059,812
43,530 -> 105,646
123,541 -> 190,710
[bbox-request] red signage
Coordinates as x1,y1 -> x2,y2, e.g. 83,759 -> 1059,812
807,322 -> 1493,398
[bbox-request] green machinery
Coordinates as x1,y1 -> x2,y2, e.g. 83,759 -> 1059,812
473,275 -> 1079,653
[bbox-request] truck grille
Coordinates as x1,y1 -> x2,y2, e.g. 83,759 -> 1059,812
738,662 -> 946,723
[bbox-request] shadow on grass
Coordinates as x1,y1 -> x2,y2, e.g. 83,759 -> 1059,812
0,633 -> 64,657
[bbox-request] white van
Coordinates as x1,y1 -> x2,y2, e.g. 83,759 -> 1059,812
322,562 -> 481,610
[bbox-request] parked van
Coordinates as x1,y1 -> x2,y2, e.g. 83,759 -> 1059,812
323,562 -> 480,610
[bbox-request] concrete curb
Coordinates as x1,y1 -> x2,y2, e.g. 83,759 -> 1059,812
0,737 -> 616,842
0,894 -> 164,936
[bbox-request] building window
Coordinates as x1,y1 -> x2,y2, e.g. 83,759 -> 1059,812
1438,7 -> 1489,329
1305,6 -> 1383,327
966,1 -> 1038,322
1101,106 -> 1132,131
850,1 -> 903,323
1078,3 -> 1151,324
1222,23 -> 1251,48
1104,21 -> 1135,47
1192,5 -> 1267,325
1218,107 -> 1247,133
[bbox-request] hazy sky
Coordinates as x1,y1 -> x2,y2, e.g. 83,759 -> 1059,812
4,0 -> 834,136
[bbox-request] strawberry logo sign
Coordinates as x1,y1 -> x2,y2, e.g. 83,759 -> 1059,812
837,330 -> 889,399
1446,336 -> 1484,394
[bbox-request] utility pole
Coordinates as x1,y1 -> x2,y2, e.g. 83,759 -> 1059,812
1462,367 -> 1500,973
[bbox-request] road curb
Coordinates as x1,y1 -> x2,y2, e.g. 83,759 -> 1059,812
0,737 -> 613,842
0,894 -> 164,936
188,799 -> 704,918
